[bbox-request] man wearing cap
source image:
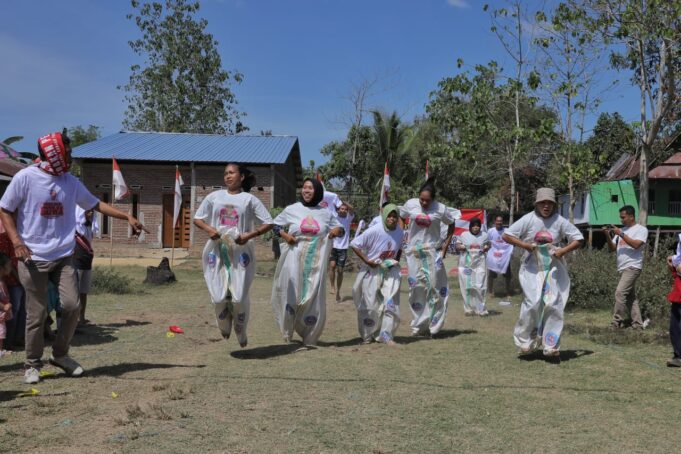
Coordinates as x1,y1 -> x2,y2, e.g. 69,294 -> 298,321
0,130 -> 147,384
502,188 -> 583,357
603,205 -> 648,329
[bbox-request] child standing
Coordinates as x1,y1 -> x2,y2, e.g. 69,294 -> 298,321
0,253 -> 14,357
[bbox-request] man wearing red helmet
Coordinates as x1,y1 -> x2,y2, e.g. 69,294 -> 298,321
0,130 -> 147,384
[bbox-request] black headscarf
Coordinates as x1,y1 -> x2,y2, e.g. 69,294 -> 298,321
301,178 -> 324,207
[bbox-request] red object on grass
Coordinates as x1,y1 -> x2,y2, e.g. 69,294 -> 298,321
168,325 -> 184,334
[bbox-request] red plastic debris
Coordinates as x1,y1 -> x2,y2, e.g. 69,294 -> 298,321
168,325 -> 184,334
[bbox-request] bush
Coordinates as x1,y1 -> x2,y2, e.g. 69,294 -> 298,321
91,267 -> 134,295
567,247 -> 672,321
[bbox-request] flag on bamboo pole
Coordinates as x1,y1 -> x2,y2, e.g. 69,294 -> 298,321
173,166 -> 184,228
112,157 -> 129,201
379,162 -> 390,207
454,209 -> 488,236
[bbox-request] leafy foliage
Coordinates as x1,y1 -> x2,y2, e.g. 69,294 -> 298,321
91,267 -> 134,295
67,125 -> 102,148
121,0 -> 245,134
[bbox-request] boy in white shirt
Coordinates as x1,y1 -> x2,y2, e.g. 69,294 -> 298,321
329,201 -> 354,303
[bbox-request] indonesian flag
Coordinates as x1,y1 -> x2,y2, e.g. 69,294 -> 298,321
379,162 -> 390,207
425,160 -> 429,181
173,166 -> 184,228
112,157 -> 129,201
454,209 -> 487,236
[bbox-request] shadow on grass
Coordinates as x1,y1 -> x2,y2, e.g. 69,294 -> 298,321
87,362 -> 206,377
70,320 -> 152,347
0,390 -> 24,403
0,362 -> 25,373
517,349 -> 594,364
231,343 -> 301,359
394,329 -> 478,344
317,337 -> 364,348
96,320 -> 152,329
565,323 -> 668,346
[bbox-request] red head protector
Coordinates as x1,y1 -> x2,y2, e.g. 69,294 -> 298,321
37,130 -> 71,176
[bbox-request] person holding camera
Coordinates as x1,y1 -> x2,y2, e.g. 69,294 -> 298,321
603,205 -> 648,330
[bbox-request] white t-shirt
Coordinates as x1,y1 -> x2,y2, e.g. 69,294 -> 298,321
273,202 -> 342,237
614,224 -> 648,271
350,223 -> 403,262
457,231 -> 490,252
399,199 -> 456,247
319,191 -> 342,216
194,191 -> 273,232
333,212 -> 355,250
368,215 -> 382,228
505,211 -> 583,250
0,166 -> 99,261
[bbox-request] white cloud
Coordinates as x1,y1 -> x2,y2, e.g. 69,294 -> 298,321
447,0 -> 470,8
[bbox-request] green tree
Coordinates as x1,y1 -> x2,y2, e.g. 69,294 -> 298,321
67,125 -> 102,148
1,136 -> 23,145
121,0 -> 245,134
585,112 -> 636,178
556,0 -> 681,225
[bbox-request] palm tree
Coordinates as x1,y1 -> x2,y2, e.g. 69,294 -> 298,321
371,110 -> 410,166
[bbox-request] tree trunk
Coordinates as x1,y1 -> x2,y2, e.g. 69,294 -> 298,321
568,172 -> 575,223
638,141 -> 650,226
509,161 -> 515,224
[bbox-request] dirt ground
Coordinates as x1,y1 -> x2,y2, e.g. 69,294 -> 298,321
1,263 -> 680,453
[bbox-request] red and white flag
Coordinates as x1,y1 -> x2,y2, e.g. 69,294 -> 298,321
173,166 -> 184,228
379,162 -> 390,207
112,157 -> 129,201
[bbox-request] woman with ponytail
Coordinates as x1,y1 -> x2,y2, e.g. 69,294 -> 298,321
399,177 -> 457,337
194,163 -> 273,348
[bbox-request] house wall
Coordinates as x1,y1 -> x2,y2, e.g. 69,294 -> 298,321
558,192 -> 590,225
80,161 -> 285,248
588,180 -> 639,226
646,180 -> 681,226
272,151 -> 299,209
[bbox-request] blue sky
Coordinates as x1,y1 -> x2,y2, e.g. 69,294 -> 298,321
1,0 -> 638,166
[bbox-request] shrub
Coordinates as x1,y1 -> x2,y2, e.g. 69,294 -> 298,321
91,267 -> 134,295
567,247 -> 672,322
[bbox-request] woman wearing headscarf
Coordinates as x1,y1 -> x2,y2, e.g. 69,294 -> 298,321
350,204 -> 403,345
270,178 -> 344,348
194,163 -> 274,348
456,217 -> 491,316
400,178 -> 457,336
503,188 -> 583,357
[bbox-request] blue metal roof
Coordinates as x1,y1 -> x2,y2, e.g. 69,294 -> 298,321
72,131 -> 300,164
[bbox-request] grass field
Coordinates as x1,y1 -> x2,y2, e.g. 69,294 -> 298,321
1,261 -> 680,453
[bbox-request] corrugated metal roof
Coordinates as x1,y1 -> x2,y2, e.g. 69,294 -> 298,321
649,152 -> 681,179
72,131 -> 299,164
604,153 -> 639,181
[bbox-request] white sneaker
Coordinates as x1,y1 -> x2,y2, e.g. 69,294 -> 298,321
24,367 -> 41,384
49,355 -> 84,377
478,310 -> 489,316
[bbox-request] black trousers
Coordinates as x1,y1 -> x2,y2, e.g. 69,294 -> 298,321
670,304 -> 681,358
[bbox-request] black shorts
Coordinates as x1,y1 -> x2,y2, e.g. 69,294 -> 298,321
489,267 -> 512,278
330,248 -> 348,267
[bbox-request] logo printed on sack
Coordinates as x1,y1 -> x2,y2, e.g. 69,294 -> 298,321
285,304 -> 295,316
218,308 -> 229,320
239,252 -> 251,267
385,299 -> 396,310
463,267 -> 472,276
430,316 -> 439,326
414,213 -> 432,227
379,331 -> 391,342
544,332 -> 559,347
436,257 -> 444,269
411,302 -> 423,311
300,216 -> 321,235
439,287 -> 448,297
379,250 -> 395,260
304,315 -> 317,326
363,318 -> 376,327
207,252 -> 217,269
534,230 -> 554,245
219,205 -> 239,227
237,313 -> 246,323
407,276 -> 417,288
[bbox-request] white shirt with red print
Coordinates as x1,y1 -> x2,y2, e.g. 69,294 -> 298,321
350,223 -> 403,262
0,166 -> 99,262
194,191 -> 273,233
273,202 -> 341,237
399,198 -> 456,248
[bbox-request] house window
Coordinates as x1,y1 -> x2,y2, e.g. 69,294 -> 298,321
649,189 -> 656,215
611,194 -> 619,203
101,192 -> 109,235
669,190 -> 681,215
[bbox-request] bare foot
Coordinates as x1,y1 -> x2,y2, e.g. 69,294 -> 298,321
329,289 -> 335,295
